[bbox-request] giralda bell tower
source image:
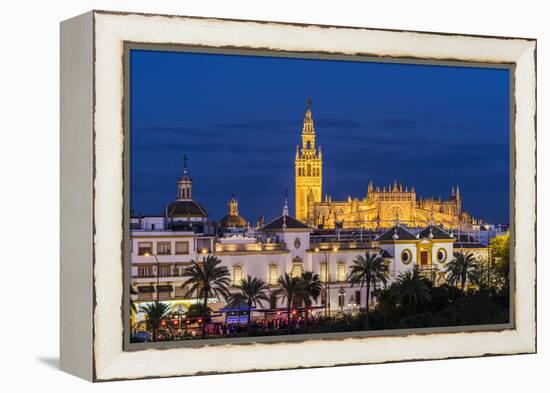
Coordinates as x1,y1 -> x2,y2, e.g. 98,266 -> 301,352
295,98 -> 322,222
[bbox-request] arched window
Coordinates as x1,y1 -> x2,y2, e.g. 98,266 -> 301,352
232,264 -> 243,286
306,141 -> 311,149
337,261 -> 346,282
307,164 -> 311,177
268,263 -> 278,285
291,263 -> 303,278
298,167 -> 302,177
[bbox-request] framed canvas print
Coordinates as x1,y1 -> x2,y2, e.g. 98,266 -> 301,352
60,10 -> 537,381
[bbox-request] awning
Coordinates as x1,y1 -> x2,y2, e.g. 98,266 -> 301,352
137,286 -> 155,293
157,285 -> 173,292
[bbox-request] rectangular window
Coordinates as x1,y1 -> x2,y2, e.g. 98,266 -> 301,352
175,266 -> 186,276
355,290 -> 361,306
233,265 -> 243,285
157,241 -> 171,255
158,266 -> 171,277
268,264 -> 278,285
138,266 -> 153,277
319,262 -> 328,283
175,241 -> 189,255
138,242 -> 152,255
338,292 -> 345,308
197,238 -> 211,253
337,262 -> 346,282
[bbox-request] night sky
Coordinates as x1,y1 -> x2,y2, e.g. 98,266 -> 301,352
130,49 -> 510,224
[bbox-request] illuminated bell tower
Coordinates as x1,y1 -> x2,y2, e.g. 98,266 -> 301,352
295,98 -> 322,222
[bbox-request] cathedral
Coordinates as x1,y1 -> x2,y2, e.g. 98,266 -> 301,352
294,100 -> 475,230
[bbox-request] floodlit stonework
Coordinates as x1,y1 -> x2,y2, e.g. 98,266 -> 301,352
294,100 -> 477,230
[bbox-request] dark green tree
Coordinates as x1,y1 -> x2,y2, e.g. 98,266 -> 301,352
140,301 -> 171,341
348,251 -> 388,330
299,271 -> 322,331
446,251 -> 479,292
389,267 -> 431,312
229,275 -> 270,334
276,273 -> 302,334
182,255 -> 231,338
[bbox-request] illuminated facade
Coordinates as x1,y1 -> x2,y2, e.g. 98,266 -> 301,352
294,101 -> 475,230
295,98 -> 322,222
130,154 -> 494,324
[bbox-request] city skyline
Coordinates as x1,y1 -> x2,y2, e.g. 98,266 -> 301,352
130,49 -> 510,224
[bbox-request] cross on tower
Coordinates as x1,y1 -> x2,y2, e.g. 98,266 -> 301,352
183,154 -> 188,169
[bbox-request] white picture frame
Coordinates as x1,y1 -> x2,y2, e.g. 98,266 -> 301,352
60,10 -> 536,381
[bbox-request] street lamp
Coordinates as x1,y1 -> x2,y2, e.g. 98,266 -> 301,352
348,296 -> 356,315
314,245 -> 339,317
338,287 -> 345,312
144,252 -> 160,302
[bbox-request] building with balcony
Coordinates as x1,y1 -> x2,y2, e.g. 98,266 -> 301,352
130,149 -> 493,325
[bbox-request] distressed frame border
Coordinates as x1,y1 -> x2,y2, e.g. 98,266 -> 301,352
122,43 -> 516,351
91,10 -> 536,381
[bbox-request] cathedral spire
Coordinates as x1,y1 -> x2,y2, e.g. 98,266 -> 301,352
228,193 -> 239,217
295,99 -> 322,222
283,188 -> 289,217
177,153 -> 193,201
302,98 -> 315,135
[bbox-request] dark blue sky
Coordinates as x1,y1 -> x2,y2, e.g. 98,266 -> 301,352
130,49 -> 510,224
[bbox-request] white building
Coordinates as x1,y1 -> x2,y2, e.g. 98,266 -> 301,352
130,158 -> 489,323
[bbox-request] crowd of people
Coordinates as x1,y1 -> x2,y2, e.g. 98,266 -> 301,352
137,314 -> 327,342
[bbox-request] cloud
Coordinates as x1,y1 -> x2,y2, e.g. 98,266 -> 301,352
380,118 -> 420,130
316,118 -> 365,129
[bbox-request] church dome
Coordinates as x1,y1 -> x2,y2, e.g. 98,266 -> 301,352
166,200 -> 208,218
219,214 -> 248,228
219,194 -> 248,228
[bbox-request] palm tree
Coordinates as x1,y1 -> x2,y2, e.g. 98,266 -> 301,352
182,255 -> 231,338
229,275 -> 270,334
348,251 -> 388,330
299,271 -> 322,331
269,291 -> 279,310
446,251 -> 479,292
140,301 -> 171,341
469,257 -> 491,290
276,273 -> 302,334
389,268 -> 431,312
